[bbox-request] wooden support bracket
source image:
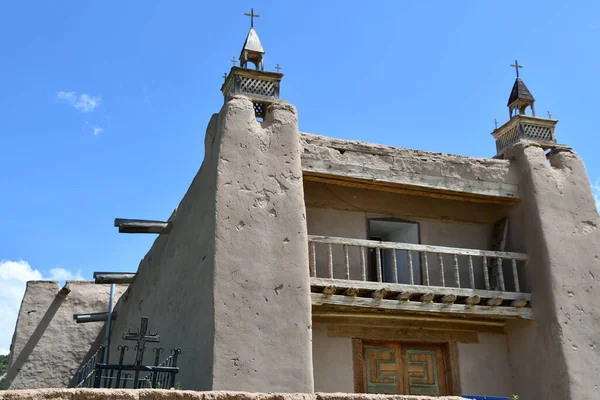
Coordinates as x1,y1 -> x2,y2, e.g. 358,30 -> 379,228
466,295 -> 481,305
114,218 -> 172,234
420,293 -> 434,303
345,287 -> 359,297
511,299 -> 528,308
323,285 -> 337,296
442,294 -> 457,305
487,297 -> 504,307
398,291 -> 414,301
372,288 -> 389,300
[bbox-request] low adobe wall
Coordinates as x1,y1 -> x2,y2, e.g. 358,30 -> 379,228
0,389 -> 466,400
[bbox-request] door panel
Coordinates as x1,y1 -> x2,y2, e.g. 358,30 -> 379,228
360,341 -> 450,396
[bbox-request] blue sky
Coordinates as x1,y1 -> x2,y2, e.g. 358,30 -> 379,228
1,1 -> 599,353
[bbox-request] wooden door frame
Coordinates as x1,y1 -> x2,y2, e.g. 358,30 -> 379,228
352,338 -> 459,395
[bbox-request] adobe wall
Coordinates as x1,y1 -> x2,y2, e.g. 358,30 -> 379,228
0,389 -> 466,400
4,281 -> 128,389
311,323 -> 513,397
300,133 -> 519,186
504,142 -> 600,400
108,96 -> 314,392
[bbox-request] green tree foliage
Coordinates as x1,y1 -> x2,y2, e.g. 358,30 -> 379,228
0,354 -> 8,375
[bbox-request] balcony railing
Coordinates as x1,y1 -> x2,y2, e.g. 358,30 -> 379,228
308,235 -> 532,318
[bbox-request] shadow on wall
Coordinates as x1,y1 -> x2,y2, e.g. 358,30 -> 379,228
3,295 -> 65,387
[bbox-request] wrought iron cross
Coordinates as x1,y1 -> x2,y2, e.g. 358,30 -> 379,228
223,73 -> 227,81
122,316 -> 160,365
547,111 -> 552,119
244,8 -> 260,28
494,118 -> 498,129
510,60 -> 523,78
275,64 -> 281,72
231,57 -> 237,67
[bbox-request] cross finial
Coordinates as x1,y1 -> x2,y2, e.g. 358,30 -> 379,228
223,73 -> 227,81
494,118 -> 498,129
547,111 -> 552,119
231,57 -> 237,67
244,8 -> 260,28
510,60 -> 523,78
275,64 -> 281,72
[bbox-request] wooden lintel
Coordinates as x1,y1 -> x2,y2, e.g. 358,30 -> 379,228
114,218 -> 171,234
311,293 -> 533,319
73,312 -> 115,324
327,325 -> 479,343
302,163 -> 520,205
93,272 -> 136,284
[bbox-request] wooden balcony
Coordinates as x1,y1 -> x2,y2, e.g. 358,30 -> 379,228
308,235 -> 532,319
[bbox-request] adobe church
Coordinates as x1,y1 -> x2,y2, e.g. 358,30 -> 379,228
4,9 -> 600,400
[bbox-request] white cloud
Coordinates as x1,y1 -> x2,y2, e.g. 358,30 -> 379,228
84,121 -> 104,136
56,91 -> 101,113
93,126 -> 104,136
0,260 -> 84,356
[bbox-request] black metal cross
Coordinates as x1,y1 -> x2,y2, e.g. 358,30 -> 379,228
244,8 -> 260,28
231,57 -> 237,66
547,111 -> 552,119
122,317 -> 160,366
275,64 -> 281,72
510,60 -> 523,78
494,118 -> 498,129
223,73 -> 227,81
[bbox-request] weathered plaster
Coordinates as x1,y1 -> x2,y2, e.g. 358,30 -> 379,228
107,96 -> 314,392
457,333 -> 513,397
300,133 -> 520,202
504,141 -> 600,400
312,325 -> 354,393
4,281 -> 128,389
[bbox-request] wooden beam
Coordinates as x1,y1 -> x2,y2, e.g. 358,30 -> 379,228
93,272 -> 136,284
310,277 -> 532,303
302,160 -> 520,205
73,312 -> 116,324
58,283 -> 71,298
114,218 -> 171,234
311,293 -> 533,319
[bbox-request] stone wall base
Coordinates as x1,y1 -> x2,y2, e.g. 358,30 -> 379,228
0,389 -> 466,400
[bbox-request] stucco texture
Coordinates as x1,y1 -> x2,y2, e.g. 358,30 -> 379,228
4,281 -> 128,389
106,96 -> 314,393
504,142 -> 600,400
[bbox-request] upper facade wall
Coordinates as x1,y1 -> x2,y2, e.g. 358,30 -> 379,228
300,133 -> 520,203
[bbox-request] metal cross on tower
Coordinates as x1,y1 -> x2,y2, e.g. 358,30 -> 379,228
275,64 -> 281,72
122,316 -> 161,366
223,73 -> 227,81
494,118 -> 499,129
231,57 -> 237,66
244,8 -> 260,28
510,60 -> 523,78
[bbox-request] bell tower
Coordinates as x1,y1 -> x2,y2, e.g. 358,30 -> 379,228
491,60 -> 558,157
221,8 -> 283,119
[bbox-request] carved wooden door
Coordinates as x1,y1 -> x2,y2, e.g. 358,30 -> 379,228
359,341 -> 451,396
